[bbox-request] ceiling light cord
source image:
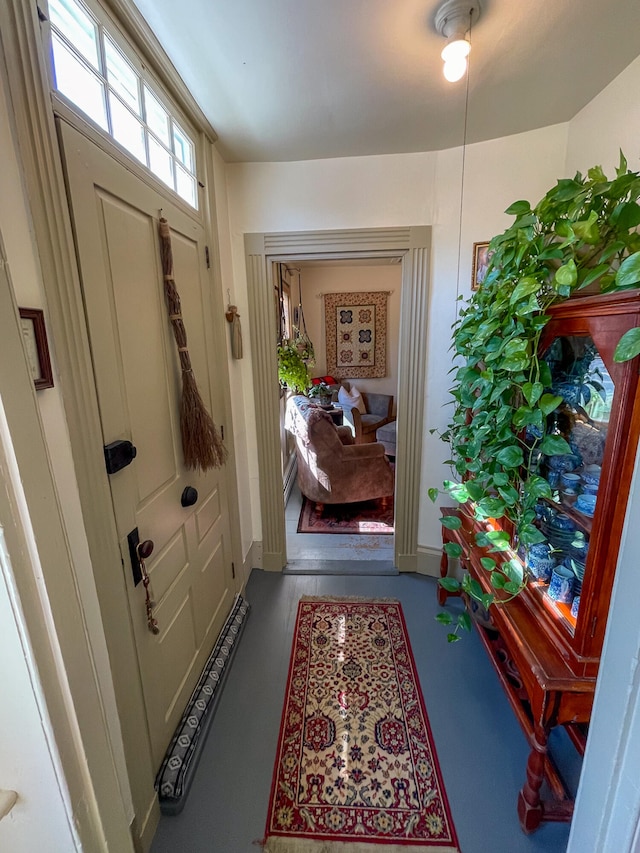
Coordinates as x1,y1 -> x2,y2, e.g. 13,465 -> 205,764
454,8 -> 472,309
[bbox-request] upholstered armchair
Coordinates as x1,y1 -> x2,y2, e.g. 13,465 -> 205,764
340,391 -> 395,444
285,396 -> 394,504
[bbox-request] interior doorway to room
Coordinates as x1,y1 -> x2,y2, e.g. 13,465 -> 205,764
245,225 -> 430,574
276,257 -> 402,572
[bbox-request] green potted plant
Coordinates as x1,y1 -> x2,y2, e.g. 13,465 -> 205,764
277,341 -> 311,393
432,154 -> 640,641
308,381 -> 333,407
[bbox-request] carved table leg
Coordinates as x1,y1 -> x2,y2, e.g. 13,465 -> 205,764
517,726 -> 548,833
437,533 -> 450,606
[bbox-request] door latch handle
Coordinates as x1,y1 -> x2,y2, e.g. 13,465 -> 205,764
135,539 -> 159,635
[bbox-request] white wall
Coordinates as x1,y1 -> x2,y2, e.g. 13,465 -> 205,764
0,524 -> 78,853
300,263 -> 402,400
564,55 -> 640,853
224,125 -> 568,551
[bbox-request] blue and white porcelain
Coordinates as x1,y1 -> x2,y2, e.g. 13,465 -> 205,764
581,464 -> 601,486
552,513 -> 576,531
575,494 -> 597,516
571,595 -> 581,619
581,482 -> 599,496
527,554 -> 555,582
547,565 -> 575,604
560,472 -> 581,490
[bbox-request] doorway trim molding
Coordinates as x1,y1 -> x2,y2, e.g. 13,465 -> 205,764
245,226 -> 431,571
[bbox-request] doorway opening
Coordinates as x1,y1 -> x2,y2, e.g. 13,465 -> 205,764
276,257 -> 402,573
244,226 -> 431,574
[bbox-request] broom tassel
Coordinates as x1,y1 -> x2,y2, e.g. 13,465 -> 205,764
158,217 -> 227,471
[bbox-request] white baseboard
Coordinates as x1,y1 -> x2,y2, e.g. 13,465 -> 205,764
416,546 -> 442,578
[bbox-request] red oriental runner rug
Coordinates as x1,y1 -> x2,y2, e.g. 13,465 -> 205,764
297,496 -> 394,535
263,597 -> 459,853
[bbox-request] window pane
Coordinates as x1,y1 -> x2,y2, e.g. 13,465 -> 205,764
105,36 -> 140,115
109,93 -> 146,163
172,122 -> 194,172
144,86 -> 170,146
49,0 -> 100,70
148,136 -> 173,187
52,33 -> 107,129
175,162 -> 197,208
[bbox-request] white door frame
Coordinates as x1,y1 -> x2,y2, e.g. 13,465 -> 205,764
245,227 -> 431,571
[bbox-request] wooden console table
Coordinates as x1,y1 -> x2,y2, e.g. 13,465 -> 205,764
439,506 -> 594,833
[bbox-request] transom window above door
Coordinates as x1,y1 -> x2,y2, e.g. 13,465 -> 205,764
47,0 -> 199,209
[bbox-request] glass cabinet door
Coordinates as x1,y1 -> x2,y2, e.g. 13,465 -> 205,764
524,333 -> 615,632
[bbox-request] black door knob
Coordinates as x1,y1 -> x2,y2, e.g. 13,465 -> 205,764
181,486 -> 198,507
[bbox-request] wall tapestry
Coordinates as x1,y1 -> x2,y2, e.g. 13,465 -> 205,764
324,290 -> 388,379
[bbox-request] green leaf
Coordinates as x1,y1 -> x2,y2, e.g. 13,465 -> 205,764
428,488 -> 439,503
435,611 -> 454,625
504,581 -> 523,595
505,200 -> 531,216
613,327 -> 640,363
486,530 -> 511,551
617,149 -> 628,177
573,211 -> 600,244
457,612 -> 473,632
522,381 -> 543,406
526,475 -> 552,499
496,446 -> 524,468
490,572 -> 507,589
443,542 -> 463,559
555,259 -> 578,288
480,557 -> 497,571
438,576 -> 461,592
539,434 -> 572,456
447,633 -> 461,643
539,393 -> 563,416
610,201 -> 640,231
443,480 -> 470,503
588,165 -> 607,184
502,355 -> 530,373
615,252 -> 640,289
510,277 -> 539,305
579,263 -> 610,290
441,515 -> 462,530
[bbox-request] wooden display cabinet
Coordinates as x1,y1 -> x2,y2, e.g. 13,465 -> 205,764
439,290 -> 640,832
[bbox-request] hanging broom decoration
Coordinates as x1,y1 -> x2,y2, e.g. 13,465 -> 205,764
158,216 -> 227,471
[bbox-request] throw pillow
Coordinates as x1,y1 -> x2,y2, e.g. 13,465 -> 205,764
338,384 -> 366,414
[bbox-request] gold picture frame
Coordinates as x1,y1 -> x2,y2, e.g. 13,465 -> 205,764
19,307 -> 54,389
472,241 -> 493,290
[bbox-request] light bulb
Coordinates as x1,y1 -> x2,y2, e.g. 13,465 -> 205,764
443,57 -> 468,82
441,37 -> 471,64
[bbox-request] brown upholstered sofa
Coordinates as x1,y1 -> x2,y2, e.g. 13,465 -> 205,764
285,396 -> 394,504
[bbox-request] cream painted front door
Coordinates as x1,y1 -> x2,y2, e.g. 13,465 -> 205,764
60,120 -> 235,766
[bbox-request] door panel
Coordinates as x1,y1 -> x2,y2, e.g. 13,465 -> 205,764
60,120 -> 235,766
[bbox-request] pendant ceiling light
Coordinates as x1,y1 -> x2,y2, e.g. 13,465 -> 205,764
435,0 -> 481,82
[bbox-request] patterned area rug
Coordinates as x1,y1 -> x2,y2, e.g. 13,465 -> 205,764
297,495 -> 394,535
263,597 -> 459,852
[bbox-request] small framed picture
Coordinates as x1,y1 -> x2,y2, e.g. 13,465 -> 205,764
19,307 -> 54,390
472,241 -> 493,290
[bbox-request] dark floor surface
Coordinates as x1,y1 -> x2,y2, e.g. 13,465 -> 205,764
151,569 -> 575,853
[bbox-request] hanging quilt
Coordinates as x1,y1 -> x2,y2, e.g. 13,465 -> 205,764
324,291 -> 388,379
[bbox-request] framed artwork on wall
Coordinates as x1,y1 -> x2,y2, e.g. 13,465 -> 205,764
472,241 -> 493,290
19,307 -> 54,389
324,291 -> 388,379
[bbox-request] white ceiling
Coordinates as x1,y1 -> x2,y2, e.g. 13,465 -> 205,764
130,0 -> 640,163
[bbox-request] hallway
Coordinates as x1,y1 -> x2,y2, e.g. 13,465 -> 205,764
151,569 -> 577,853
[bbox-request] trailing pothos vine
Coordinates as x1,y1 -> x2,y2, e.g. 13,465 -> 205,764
432,153 -> 640,641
